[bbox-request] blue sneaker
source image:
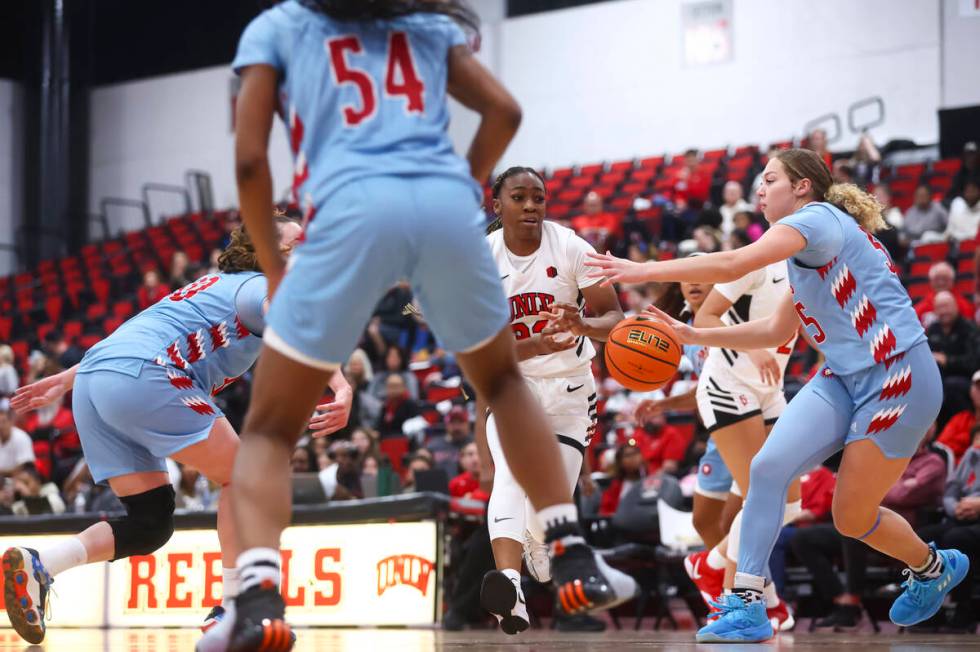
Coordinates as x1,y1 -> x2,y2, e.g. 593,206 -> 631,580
696,593 -> 773,643
889,547 -> 970,627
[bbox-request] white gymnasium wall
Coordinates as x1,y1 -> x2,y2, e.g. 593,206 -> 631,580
941,0 -> 980,108
495,0 -> 942,170
89,67 -> 294,219
0,79 -> 24,275
89,0 -> 947,211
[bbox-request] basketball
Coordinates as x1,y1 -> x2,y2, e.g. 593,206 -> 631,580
604,316 -> 682,392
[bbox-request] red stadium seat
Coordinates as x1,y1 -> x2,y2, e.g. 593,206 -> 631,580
912,242 -> 950,262
959,239 -> 977,256
621,181 -> 651,196
931,158 -> 961,176
379,437 -> 410,476
702,148 -> 727,162
44,296 -> 62,324
551,167 -> 574,179
630,168 -> 657,183
609,160 -> 634,173
86,303 -> 108,321
906,280 -> 930,302
10,340 -> 28,365
930,176 -> 952,193
609,196 -> 634,211
103,316 -> 125,335
893,163 -> 925,180
112,300 -> 135,319
92,279 -> 111,303
579,163 -> 604,177
638,156 -> 664,170
569,176 -> 595,189
0,316 -> 11,341
907,261 -> 933,277
79,334 -> 101,350
63,320 -> 83,341
954,276 -> 974,296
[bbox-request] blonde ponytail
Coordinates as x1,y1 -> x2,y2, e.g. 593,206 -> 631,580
825,183 -> 886,233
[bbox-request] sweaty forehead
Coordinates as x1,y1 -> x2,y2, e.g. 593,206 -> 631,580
504,173 -> 544,192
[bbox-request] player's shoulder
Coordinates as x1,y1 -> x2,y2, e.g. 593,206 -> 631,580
250,0 -> 310,31
543,220 -> 592,251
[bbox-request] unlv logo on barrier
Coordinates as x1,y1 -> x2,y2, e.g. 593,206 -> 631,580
376,555 -> 434,597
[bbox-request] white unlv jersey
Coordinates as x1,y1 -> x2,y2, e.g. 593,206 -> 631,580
701,260 -> 797,389
487,221 -> 599,378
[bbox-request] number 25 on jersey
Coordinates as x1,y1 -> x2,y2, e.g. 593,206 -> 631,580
327,32 -> 425,127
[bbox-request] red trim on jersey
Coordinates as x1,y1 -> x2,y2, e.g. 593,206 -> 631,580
209,321 -> 230,350
166,342 -> 188,369
870,325 -> 897,364
186,329 -> 206,364
817,257 -> 837,281
879,366 -> 912,400
234,316 -> 250,339
866,404 -> 906,435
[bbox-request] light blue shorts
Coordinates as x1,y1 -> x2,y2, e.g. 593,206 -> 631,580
265,175 -> 509,368
73,362 -> 221,483
695,438 -> 734,500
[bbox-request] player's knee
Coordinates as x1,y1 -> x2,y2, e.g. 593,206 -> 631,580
748,448 -> 781,484
109,485 -> 176,560
832,503 -> 874,540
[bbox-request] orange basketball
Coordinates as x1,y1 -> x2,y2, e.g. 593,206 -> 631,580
604,316 -> 682,391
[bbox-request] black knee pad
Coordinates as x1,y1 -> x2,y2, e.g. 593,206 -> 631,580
109,484 -> 176,561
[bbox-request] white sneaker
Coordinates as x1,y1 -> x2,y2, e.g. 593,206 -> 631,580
522,530 -> 551,583
195,600 -> 235,652
480,571 -> 529,635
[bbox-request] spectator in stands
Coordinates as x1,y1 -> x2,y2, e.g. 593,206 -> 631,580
11,463 -> 65,516
806,128 -> 832,169
367,345 -> 420,401
318,441 -> 363,500
724,228 -> 753,252
360,453 -> 400,497
945,141 -> 979,206
599,442 -> 645,516
634,410 -> 690,476
945,177 -> 980,242
0,478 -> 14,515
768,463 -> 835,595
44,331 -> 84,370
732,211 -> 764,242
428,405 -> 473,478
718,181 -> 752,235
449,442 -> 490,503
916,425 -> 980,631
20,388 -> 80,485
207,248 -> 222,275
169,250 -> 192,289
692,226 -> 722,253
873,184 -> 903,231
350,427 -> 380,460
370,282 -> 415,350
915,262 -> 974,326
0,345 -> 18,398
137,269 -> 169,309
927,290 -> 980,426
376,374 -> 420,439
291,444 -> 315,473
0,399 -> 34,477
832,159 -> 856,185
937,370 -> 980,463
904,184 -> 949,244
793,434 -> 946,629
850,132 -> 882,186
401,452 -> 434,494
571,191 -> 621,250
334,349 -> 380,438
672,149 -> 711,207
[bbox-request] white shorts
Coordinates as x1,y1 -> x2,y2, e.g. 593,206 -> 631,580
695,366 -> 786,434
486,371 -> 596,543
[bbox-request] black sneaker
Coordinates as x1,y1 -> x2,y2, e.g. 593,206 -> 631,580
814,604 -> 861,630
555,612 -> 607,632
480,570 -> 529,635
229,586 -> 293,652
549,538 -> 637,616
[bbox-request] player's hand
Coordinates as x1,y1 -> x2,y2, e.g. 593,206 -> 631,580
584,251 -> 652,286
534,332 -> 577,355
637,304 -> 696,344
747,349 -> 781,386
932,352 -> 948,367
308,387 -> 353,438
635,399 -> 667,422
540,302 -> 588,336
10,372 -> 72,414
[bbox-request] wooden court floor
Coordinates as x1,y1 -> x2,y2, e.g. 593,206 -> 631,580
0,628 -> 976,651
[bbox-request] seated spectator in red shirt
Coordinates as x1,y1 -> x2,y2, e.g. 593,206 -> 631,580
376,374 -> 420,439
571,191 -> 622,250
937,371 -> 980,462
137,269 -> 170,309
671,149 -> 710,206
599,442 -> 645,516
633,412 -> 692,476
915,262 -> 974,326
449,442 -> 489,503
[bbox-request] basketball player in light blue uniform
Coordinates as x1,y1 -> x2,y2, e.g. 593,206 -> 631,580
225,2 -> 634,649
588,148 -> 968,642
2,219 -> 347,645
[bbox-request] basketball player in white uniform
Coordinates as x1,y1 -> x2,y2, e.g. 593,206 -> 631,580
688,260 -> 801,629
477,167 -> 626,633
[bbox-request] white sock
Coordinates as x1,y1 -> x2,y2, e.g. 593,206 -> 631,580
763,581 -> 779,607
734,571 -> 766,592
501,567 -> 522,586
538,503 -> 579,541
237,548 -> 281,593
222,567 -> 240,607
38,538 -> 88,577
707,546 -> 727,570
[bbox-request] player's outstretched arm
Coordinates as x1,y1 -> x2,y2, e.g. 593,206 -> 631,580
641,292 -> 799,352
10,364 -> 79,414
235,64 -> 283,294
447,44 -> 522,183
584,225 -> 806,286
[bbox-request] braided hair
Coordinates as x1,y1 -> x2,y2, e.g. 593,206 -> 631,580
298,0 -> 480,36
485,166 -> 546,234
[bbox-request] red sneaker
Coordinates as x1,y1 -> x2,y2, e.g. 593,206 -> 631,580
767,599 -> 795,632
684,550 -> 724,608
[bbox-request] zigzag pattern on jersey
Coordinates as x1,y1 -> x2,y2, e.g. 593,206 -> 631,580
181,396 -> 216,416
817,257 -> 838,281
869,324 -> 898,364
166,367 -> 195,391
879,366 -> 912,400
158,317 -> 252,371
850,295 -> 877,338
822,256 -> 897,370
831,265 -> 857,308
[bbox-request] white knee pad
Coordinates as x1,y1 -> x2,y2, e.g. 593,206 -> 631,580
727,499 -> 802,560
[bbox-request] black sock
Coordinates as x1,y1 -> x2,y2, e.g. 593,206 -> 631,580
911,547 -> 943,580
732,588 -> 764,605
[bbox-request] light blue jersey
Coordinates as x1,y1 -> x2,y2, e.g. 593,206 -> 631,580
80,273 -> 267,396
781,202 -> 926,376
683,342 -> 707,377
232,1 -> 479,215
